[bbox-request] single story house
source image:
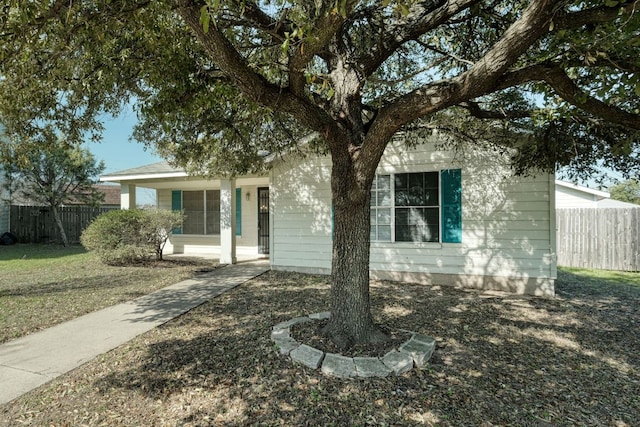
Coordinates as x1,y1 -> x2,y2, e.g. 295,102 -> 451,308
555,180 -> 639,208
101,137 -> 557,296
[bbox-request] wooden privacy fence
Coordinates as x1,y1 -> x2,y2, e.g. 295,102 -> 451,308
9,205 -> 119,244
556,208 -> 640,271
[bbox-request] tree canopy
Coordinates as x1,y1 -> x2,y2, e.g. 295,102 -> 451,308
1,0 -> 639,345
609,178 -> 640,204
1,0 -> 638,178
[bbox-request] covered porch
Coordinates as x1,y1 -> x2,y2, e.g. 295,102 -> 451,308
100,162 -> 270,264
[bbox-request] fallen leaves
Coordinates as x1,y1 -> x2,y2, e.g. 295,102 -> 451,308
1,269 -> 639,426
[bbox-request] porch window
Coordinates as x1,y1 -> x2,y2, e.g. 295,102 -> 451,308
182,190 -> 221,235
370,169 -> 462,243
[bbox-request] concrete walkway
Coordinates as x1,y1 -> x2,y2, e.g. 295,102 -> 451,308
0,260 -> 270,405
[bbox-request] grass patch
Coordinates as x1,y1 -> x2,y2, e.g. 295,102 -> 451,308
557,266 -> 640,298
0,244 -> 216,343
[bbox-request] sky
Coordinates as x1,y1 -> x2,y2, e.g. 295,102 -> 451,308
85,110 -> 163,205
86,111 -> 163,175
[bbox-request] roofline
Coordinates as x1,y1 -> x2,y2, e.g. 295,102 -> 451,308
555,180 -> 610,199
100,171 -> 189,182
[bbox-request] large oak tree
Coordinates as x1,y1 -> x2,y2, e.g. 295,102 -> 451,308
1,0 -> 639,347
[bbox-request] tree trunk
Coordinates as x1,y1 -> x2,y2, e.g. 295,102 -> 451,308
322,156 -> 389,349
51,205 -> 69,246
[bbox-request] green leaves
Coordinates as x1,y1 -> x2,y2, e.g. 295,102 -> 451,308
0,0 -> 639,184
200,5 -> 211,33
1,135 -> 105,210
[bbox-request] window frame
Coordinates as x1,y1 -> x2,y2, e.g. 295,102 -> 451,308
393,171 -> 440,243
370,169 -> 461,244
181,189 -> 221,236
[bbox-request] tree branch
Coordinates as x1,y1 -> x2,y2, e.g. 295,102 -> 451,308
553,1 -> 640,31
455,0 -> 562,97
458,101 -> 534,119
173,0 -> 334,132
356,0 -> 564,179
231,0 -> 290,40
494,62 -> 640,130
542,67 -> 640,131
288,8 -> 346,96
359,0 -> 480,77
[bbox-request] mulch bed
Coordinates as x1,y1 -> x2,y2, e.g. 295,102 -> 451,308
291,319 -> 412,358
1,269 -> 639,426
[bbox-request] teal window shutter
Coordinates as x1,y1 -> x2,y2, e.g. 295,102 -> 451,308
441,169 -> 462,243
171,190 -> 182,235
235,188 -> 242,236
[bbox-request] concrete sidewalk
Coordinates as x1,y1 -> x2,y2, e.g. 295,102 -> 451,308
0,260 -> 270,405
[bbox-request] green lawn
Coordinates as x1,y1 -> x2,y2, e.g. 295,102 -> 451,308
557,266 -> 640,298
0,244 -> 216,343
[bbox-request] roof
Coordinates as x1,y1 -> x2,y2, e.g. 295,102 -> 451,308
11,184 -> 121,206
555,180 -> 640,208
596,198 -> 640,208
555,180 -> 610,199
84,185 -> 120,206
100,161 -> 188,182
100,133 -> 319,183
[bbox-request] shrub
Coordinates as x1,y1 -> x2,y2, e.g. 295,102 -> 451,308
139,209 -> 184,261
81,209 -> 184,265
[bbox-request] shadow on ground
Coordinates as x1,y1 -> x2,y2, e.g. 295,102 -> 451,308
2,270 -> 638,425
88,271 -> 640,425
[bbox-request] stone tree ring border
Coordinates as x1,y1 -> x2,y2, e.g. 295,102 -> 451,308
270,311 -> 436,378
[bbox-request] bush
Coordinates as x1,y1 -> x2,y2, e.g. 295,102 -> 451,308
139,209 -> 185,261
81,209 -> 184,265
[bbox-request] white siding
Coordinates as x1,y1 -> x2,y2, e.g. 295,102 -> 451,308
270,157 -> 333,269
270,139 -> 556,295
555,185 -> 599,208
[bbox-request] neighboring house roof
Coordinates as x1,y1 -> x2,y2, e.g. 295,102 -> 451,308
555,180 -> 640,208
99,185 -> 121,205
555,180 -> 610,199
9,184 -> 120,206
555,180 -> 609,208
596,198 -> 640,208
64,184 -> 121,206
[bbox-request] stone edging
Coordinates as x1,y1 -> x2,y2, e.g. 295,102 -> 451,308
270,311 -> 436,378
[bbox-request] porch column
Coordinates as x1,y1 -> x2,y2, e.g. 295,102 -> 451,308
120,183 -> 136,209
220,178 -> 237,264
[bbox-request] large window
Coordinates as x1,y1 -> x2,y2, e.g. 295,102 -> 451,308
394,172 -> 440,242
171,188 -> 242,236
182,190 -> 220,235
370,169 -> 462,243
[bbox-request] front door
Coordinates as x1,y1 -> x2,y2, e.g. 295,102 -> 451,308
257,187 -> 269,255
